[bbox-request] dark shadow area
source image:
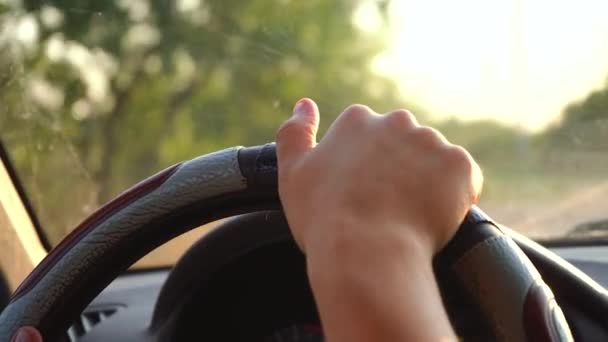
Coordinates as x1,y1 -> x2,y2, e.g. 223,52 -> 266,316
0,270 -> 11,313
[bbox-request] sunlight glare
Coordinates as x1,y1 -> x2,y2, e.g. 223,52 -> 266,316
374,0 -> 608,131
353,0 -> 384,33
15,14 -> 38,49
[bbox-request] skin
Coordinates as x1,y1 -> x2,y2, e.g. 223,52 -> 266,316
12,98 -> 482,342
11,327 -> 41,342
276,98 -> 482,341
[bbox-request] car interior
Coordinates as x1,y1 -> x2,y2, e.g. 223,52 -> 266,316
0,144 -> 607,341
2,0 -> 608,341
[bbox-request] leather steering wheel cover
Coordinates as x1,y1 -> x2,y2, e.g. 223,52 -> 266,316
436,215 -> 572,341
241,144 -> 573,341
0,147 -> 259,340
0,143 -> 573,341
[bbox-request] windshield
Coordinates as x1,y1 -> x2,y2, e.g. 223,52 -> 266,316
2,0 -> 608,267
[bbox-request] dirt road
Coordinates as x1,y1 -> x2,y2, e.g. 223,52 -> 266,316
484,180 -> 608,239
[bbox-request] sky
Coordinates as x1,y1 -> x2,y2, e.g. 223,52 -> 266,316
356,0 -> 608,131
10,0 -> 608,132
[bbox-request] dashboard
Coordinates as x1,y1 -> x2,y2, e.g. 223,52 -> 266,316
67,244 -> 608,342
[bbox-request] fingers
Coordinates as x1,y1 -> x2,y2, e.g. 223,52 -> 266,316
407,126 -> 449,149
11,327 -> 42,342
383,109 -> 419,130
381,108 -> 483,205
442,145 -> 484,204
470,153 -> 484,203
276,98 -> 320,171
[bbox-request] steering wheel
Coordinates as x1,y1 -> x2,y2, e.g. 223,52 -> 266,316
0,144 -> 573,341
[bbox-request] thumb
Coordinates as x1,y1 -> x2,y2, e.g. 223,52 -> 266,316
276,98 -> 320,170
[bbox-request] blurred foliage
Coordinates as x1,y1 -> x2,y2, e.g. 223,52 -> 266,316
0,0 -> 408,244
1,0 -> 608,247
544,81 -> 608,152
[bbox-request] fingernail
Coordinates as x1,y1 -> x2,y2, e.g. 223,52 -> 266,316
292,98 -> 309,117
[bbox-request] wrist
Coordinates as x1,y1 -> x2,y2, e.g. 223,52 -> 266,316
300,210 -> 446,256
305,220 -> 434,286
303,221 -> 456,341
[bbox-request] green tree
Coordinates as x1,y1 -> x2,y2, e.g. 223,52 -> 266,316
544,81 -> 608,151
0,0 -> 407,244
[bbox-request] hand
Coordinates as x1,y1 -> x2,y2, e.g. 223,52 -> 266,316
11,327 -> 42,342
276,98 -> 482,256
276,98 -> 483,342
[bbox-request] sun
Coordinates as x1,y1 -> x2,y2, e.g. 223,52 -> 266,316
366,0 -> 608,132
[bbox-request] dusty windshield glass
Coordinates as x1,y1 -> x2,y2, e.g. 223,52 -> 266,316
2,0 -> 608,267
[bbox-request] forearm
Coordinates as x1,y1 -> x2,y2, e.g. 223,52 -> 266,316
306,226 -> 457,342
276,99 -> 482,341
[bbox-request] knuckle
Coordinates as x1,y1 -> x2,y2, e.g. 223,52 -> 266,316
412,126 -> 445,148
444,144 -> 473,173
443,144 -> 483,203
276,118 -> 301,141
342,104 -> 373,123
384,109 -> 417,130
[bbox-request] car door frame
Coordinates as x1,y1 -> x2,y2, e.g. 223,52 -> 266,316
0,144 -> 46,293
